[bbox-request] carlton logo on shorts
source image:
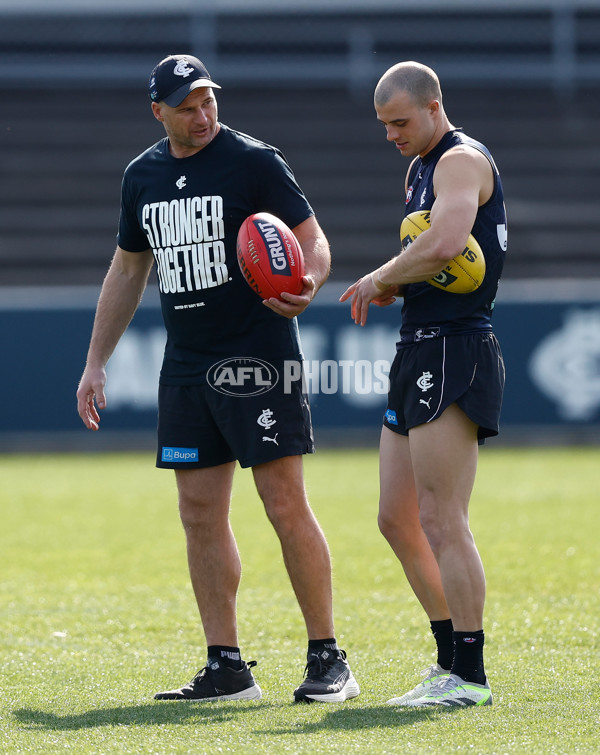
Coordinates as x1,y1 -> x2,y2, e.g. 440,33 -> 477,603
161,447 -> 199,462
207,357 -> 279,397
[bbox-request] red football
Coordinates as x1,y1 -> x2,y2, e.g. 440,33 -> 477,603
237,212 -> 305,300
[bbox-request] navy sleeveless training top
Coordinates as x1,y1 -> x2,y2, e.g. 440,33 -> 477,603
399,129 -> 507,341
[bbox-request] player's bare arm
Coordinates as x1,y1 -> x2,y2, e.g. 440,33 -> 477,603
76,246 -> 154,430
340,146 -> 491,326
263,215 -> 331,318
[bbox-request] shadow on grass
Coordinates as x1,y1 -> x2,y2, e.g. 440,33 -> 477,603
12,701 -> 272,730
13,702 -> 450,732
255,704 -> 451,735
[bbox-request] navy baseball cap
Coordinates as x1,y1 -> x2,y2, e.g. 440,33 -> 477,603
148,54 -> 221,107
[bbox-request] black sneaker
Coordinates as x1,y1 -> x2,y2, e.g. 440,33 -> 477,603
154,659 -> 262,701
294,648 -> 360,703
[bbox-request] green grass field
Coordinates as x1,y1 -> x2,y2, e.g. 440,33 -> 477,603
1,447 -> 598,754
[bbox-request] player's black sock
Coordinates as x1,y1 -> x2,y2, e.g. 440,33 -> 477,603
307,637 -> 338,653
430,618 -> 454,670
451,630 -> 486,685
207,645 -> 244,670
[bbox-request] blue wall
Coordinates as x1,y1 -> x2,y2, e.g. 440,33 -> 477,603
1,284 -> 600,446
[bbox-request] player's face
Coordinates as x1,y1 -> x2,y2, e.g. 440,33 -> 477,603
376,89 -> 439,158
153,87 -> 219,157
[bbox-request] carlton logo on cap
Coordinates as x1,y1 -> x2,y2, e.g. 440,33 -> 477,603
173,60 -> 195,78
148,54 -> 221,107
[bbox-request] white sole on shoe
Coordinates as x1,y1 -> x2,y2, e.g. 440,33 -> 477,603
302,674 -> 360,703
160,684 -> 263,702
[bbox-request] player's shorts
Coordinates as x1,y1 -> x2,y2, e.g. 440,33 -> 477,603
383,332 -> 505,443
156,360 -> 314,470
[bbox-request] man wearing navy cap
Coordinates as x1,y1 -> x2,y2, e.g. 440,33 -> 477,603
148,54 -> 222,107
77,54 -> 359,704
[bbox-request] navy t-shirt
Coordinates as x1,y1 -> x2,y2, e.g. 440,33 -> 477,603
400,129 -> 508,340
118,124 -> 314,384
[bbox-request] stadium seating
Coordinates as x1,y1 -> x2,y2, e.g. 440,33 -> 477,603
2,6 -> 600,285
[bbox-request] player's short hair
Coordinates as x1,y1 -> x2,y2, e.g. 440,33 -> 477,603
374,61 -> 443,109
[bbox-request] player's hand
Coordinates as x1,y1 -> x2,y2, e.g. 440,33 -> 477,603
371,289 -> 400,308
339,274 -> 398,326
76,366 -> 107,431
263,275 -> 316,318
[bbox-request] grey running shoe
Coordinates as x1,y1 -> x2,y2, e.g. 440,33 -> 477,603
386,663 -> 450,705
405,673 -> 492,707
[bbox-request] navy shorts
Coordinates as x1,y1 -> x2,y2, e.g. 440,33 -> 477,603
383,332 -> 505,442
156,360 -> 314,469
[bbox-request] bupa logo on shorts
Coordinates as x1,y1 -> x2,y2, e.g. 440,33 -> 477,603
254,220 -> 292,277
207,357 -> 279,397
384,409 -> 398,425
161,447 -> 199,462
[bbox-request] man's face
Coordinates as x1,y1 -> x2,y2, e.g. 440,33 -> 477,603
152,87 -> 219,157
375,88 -> 439,158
